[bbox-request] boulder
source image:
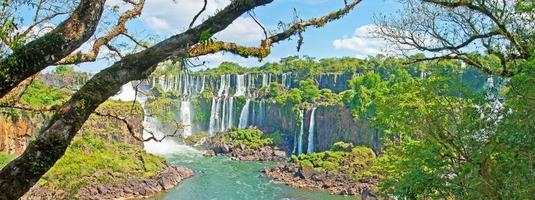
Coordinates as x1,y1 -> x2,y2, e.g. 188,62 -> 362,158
204,150 -> 216,157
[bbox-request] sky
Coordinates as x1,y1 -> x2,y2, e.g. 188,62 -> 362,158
54,0 -> 403,73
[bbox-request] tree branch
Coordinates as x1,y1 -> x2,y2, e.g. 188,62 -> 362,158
57,0 -> 145,65
188,0 -> 362,59
189,0 -> 208,29
0,0 -> 106,98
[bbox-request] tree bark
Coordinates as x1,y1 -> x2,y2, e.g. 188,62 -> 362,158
0,0 -> 106,98
0,1 -> 272,199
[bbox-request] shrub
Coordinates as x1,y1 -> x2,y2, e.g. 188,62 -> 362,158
217,128 -> 272,150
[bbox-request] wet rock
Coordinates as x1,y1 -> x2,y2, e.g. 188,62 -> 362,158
273,150 -> 286,158
204,150 -> 216,157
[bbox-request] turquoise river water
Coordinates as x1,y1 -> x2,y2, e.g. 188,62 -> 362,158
146,144 -> 355,200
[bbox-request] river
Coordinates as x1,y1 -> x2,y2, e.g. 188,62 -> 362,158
146,143 -> 355,200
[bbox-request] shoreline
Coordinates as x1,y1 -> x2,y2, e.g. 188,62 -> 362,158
22,165 -> 194,200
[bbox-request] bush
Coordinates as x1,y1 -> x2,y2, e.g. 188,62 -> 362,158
0,152 -> 16,168
217,128 -> 272,150
293,143 -> 377,181
331,141 -> 354,152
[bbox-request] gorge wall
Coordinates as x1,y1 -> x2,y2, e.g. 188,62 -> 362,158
143,71 -> 381,154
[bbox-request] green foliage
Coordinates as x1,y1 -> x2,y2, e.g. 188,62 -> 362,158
347,59 -> 535,199
146,95 -> 179,123
293,144 -> 377,181
330,141 -> 354,152
20,80 -> 70,107
54,65 -> 75,76
216,128 -> 272,150
0,152 -> 16,168
38,133 -> 166,193
266,130 -> 282,145
345,72 -> 389,119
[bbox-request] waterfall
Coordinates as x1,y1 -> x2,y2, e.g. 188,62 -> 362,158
262,73 -> 268,87
180,100 -> 193,137
228,97 -> 234,129
238,99 -> 251,129
235,74 -> 246,96
208,97 -> 218,136
307,107 -> 317,153
297,110 -> 305,155
258,100 -> 265,126
220,97 -> 228,132
217,75 -> 227,97
199,75 -> 205,93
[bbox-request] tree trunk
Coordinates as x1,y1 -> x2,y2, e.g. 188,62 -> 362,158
0,0 -> 106,98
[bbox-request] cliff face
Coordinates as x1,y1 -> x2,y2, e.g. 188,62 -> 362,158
0,101 -> 144,156
254,103 -> 380,154
144,71 -> 381,154
0,112 -> 49,154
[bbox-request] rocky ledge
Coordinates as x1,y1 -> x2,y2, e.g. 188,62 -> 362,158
204,142 -> 286,161
23,165 -> 194,200
262,163 -> 379,199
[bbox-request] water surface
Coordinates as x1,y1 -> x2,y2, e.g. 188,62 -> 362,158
149,145 -> 355,200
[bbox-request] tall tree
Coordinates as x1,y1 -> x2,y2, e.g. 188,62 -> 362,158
0,0 -> 363,199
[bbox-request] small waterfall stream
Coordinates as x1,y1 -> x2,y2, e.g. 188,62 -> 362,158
180,100 -> 192,136
307,107 -> 317,153
297,110 -> 305,156
238,99 -> 251,129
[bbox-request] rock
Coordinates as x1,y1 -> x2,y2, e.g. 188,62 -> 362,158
298,166 -> 315,180
273,150 -> 286,158
73,166 -> 194,200
204,150 -> 216,157
263,162 -> 378,198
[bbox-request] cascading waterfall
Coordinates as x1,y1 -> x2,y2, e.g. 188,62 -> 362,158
307,107 -> 317,153
208,97 -> 218,136
228,97 -> 234,129
180,100 -> 193,136
238,99 -> 251,129
297,110 -> 305,155
262,73 -> 268,87
235,74 -> 246,96
150,71 -> 352,139
220,97 -> 228,132
199,76 -> 206,93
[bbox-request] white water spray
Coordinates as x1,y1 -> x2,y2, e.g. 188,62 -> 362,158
297,110 -> 305,155
307,107 -> 317,153
238,99 -> 251,129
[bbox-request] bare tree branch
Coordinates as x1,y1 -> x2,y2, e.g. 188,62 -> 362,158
248,11 -> 267,39
189,0 -> 208,29
57,0 -> 146,65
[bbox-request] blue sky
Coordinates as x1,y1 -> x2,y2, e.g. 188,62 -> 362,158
70,0 -> 402,73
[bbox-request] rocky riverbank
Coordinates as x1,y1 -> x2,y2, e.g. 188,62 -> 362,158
263,163 -> 378,198
204,142 -> 286,161
22,165 -> 194,200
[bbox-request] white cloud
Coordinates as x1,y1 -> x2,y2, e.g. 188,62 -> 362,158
141,0 -> 264,45
141,0 -> 230,33
332,25 -> 388,58
193,52 -> 277,70
215,17 -> 265,44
